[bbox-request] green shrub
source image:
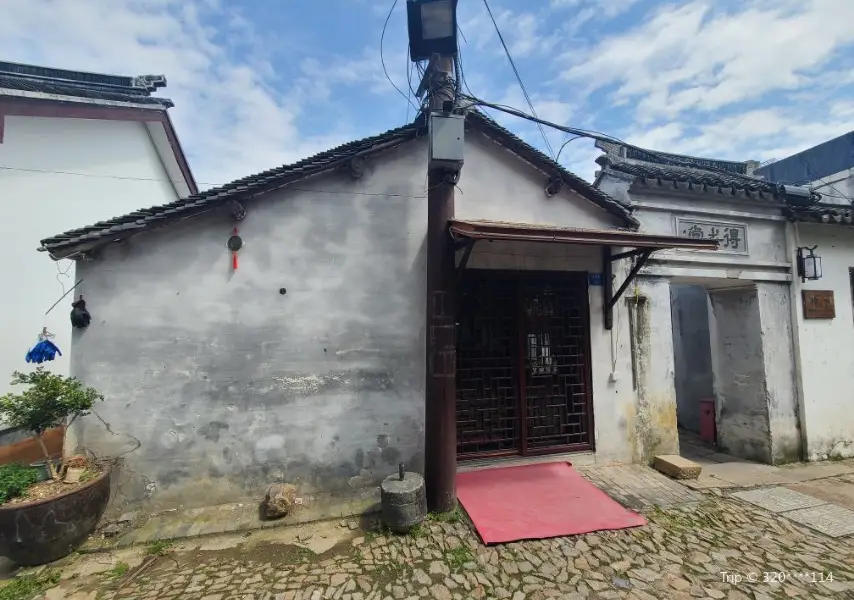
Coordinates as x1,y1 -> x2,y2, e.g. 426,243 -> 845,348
0,464 -> 38,504
0,569 -> 60,600
0,368 -> 103,480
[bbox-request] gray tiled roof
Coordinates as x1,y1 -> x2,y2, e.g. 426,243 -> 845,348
40,111 -> 636,259
597,154 -> 785,199
0,61 -> 173,108
785,204 -> 854,226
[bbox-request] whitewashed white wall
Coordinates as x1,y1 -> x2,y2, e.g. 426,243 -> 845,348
794,223 -> 854,460
67,131 -> 648,513
598,173 -> 801,463
0,116 -> 179,397
458,133 -> 638,463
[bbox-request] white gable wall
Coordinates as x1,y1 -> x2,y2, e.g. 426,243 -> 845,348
0,115 -> 178,397
457,132 -> 624,230
457,134 -> 640,463
794,223 -> 854,460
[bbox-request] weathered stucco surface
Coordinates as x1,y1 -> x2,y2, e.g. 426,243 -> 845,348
69,140 -> 429,513
705,285 -> 800,464
67,132 -> 646,515
670,285 -> 714,434
757,283 -> 801,463
708,288 -> 772,462
457,133 -> 624,229
631,277 -> 679,463
598,173 -> 802,464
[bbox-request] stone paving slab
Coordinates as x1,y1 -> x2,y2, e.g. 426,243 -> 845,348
785,478 -> 854,511
732,486 -> 827,513
784,503 -> 854,538
680,474 -> 736,490
579,464 -> 703,509
778,462 -> 854,482
700,462 -> 793,487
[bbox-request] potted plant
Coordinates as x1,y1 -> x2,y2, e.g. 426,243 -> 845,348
0,368 -> 111,565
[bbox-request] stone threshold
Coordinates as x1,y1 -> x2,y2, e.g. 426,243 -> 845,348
457,450 -> 596,473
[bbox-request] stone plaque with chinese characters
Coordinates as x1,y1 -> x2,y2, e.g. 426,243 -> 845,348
675,218 -> 748,253
802,290 -> 835,319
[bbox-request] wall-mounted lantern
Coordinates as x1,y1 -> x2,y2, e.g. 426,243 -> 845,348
797,246 -> 822,282
407,0 -> 458,62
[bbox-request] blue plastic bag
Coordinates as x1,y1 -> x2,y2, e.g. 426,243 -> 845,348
25,339 -> 62,364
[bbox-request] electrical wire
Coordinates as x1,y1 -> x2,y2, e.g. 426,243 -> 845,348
406,60 -> 414,122
0,165 -> 428,198
556,135 -> 583,164
455,29 -> 476,99
460,93 -> 786,181
481,0 -> 555,159
380,0 -> 419,115
55,259 -> 73,297
456,26 -> 499,124
797,155 -> 852,203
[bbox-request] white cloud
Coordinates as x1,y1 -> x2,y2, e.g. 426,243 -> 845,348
562,0 -> 854,120
620,103 -> 854,163
491,86 -> 579,155
459,4 -> 557,60
4,0 -> 852,194
550,0 -> 640,34
0,0 -> 397,189
497,87 -> 575,125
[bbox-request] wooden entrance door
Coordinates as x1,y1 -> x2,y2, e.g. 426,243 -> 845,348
456,271 -> 594,459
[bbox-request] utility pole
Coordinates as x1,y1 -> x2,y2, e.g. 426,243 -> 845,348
423,54 -> 458,513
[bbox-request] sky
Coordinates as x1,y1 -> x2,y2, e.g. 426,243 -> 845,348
2,0 -> 854,188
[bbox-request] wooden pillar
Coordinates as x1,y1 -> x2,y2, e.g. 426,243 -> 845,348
424,56 -> 458,513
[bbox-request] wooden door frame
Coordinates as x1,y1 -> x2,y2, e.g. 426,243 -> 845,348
456,268 -> 596,459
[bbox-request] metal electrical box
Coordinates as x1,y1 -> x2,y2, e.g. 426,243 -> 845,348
429,112 -> 464,171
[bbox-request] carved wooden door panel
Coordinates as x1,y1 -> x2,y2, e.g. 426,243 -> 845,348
456,271 -> 594,459
520,275 -> 594,454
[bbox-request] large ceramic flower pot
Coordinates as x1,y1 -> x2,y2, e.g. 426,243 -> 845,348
0,469 -> 111,565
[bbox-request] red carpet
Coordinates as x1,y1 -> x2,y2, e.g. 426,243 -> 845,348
457,462 -> 647,544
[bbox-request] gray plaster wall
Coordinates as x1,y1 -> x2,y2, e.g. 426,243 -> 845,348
670,285 -> 714,433
607,177 -> 792,285
632,277 -> 679,463
709,288 -> 772,462
756,283 -> 801,463
68,140 -> 428,514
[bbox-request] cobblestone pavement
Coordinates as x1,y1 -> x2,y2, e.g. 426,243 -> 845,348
33,489 -> 854,600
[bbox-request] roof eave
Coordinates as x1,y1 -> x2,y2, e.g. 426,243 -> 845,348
39,127 -> 424,259
0,87 -> 173,109
626,177 -> 785,204
449,219 -> 717,250
40,110 -> 636,258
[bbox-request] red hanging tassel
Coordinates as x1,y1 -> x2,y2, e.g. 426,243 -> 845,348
228,227 -> 241,271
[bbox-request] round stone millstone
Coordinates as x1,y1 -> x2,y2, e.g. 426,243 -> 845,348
380,471 -> 426,533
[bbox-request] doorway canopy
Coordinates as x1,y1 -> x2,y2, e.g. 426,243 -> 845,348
449,219 -> 719,330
